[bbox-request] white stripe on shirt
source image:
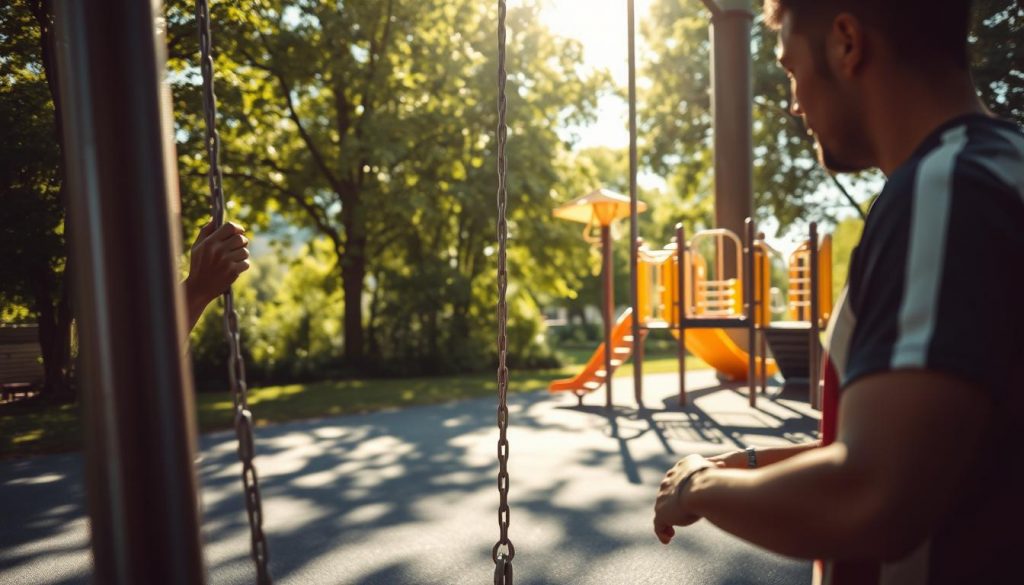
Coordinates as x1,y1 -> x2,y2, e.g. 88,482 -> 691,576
891,125 -> 970,369
824,286 -> 856,383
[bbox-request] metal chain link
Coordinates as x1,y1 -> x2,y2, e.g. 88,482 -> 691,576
492,1 -> 514,582
195,1 -> 272,583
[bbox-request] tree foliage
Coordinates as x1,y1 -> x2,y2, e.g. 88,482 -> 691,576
972,0 -> 1024,125
0,0 -> 74,399
2,0 -> 1020,390
641,0 -> 1023,236
168,0 -> 610,375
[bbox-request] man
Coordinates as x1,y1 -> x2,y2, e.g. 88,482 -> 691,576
183,220 -> 250,331
653,1 -> 1024,583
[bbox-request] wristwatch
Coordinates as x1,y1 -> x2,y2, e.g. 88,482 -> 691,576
745,446 -> 757,468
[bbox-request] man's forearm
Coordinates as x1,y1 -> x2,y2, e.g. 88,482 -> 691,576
182,279 -> 212,332
753,441 -> 821,467
688,443 -> 885,559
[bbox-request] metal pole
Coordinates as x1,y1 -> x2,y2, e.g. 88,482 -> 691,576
676,224 -> 687,407
756,233 -> 768,394
809,223 -> 821,408
710,0 -> 754,272
628,0 -> 643,410
745,219 -> 756,407
708,0 -> 754,359
53,1 -> 207,583
602,225 -> 614,408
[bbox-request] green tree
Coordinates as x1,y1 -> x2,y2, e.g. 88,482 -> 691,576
972,0 -> 1023,125
0,0 -> 74,400
167,0 -> 608,373
640,0 -> 1022,236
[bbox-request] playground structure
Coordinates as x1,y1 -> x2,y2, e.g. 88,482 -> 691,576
550,219 -> 833,408
552,189 -> 648,408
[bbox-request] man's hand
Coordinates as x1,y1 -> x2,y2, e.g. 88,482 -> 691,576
653,454 -> 714,544
183,221 -> 250,330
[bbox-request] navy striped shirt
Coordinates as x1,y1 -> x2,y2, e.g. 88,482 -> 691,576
822,114 -> 1024,585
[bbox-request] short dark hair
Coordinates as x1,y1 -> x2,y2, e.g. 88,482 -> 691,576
763,0 -> 974,69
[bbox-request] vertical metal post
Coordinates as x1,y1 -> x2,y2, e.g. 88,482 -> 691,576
809,223 -> 821,408
757,234 -> 768,394
627,0 -> 643,409
53,1 -> 207,583
676,224 -> 687,407
707,0 -> 754,359
710,0 -> 754,278
745,219 -> 756,407
602,225 -> 614,408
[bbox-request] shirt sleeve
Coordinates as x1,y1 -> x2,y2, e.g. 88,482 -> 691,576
844,157 -> 1024,397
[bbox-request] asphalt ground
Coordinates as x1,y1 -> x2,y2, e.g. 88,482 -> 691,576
0,370 -> 819,584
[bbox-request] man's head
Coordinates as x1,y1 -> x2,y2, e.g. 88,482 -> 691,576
764,0 -> 975,172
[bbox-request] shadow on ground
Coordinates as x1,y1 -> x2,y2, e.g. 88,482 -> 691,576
0,372 -> 816,584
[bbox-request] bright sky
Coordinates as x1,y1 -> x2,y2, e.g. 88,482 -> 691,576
525,0 -> 869,245
526,0 -> 659,149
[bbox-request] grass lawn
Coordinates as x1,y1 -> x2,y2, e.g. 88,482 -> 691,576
1,347 -> 707,459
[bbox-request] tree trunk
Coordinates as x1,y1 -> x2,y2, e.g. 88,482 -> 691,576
32,268 -> 72,401
31,0 -> 74,402
341,230 -> 366,364
366,271 -> 381,358
53,261 -> 74,401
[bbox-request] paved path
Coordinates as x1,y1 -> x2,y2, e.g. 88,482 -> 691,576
0,371 -> 819,584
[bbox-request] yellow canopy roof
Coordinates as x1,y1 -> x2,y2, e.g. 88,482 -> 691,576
552,188 -> 648,226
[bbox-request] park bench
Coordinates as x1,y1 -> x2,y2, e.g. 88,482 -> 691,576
0,325 -> 43,403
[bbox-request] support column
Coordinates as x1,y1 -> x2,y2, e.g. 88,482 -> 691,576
54,0 -> 207,583
711,0 -> 754,277
628,0 -> 644,409
602,226 -> 614,408
709,0 -> 754,357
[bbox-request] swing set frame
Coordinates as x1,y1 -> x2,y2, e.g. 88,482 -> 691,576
53,0 -> 759,583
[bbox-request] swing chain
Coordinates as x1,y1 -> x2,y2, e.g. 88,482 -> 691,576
195,1 -> 272,583
494,552 -> 514,585
492,0 -> 516,574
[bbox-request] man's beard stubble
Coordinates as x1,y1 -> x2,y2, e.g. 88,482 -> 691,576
816,131 -> 873,174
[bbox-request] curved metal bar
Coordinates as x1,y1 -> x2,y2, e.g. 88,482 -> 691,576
690,229 -> 743,283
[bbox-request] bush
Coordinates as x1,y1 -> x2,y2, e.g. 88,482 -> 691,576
188,237 -> 565,388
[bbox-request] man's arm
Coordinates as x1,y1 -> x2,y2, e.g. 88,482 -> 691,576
654,369 -> 991,560
708,441 -> 821,469
183,221 -> 250,331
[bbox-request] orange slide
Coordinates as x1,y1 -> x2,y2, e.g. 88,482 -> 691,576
548,310 -> 643,395
678,328 -> 777,382
549,315 -> 777,394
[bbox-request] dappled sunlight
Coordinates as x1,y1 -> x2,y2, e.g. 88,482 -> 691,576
12,429 -> 44,444
0,454 -> 89,583
341,502 -> 393,527
249,383 -> 308,404
292,469 -> 339,490
3,471 -> 64,486
1,401 -> 82,458
442,414 -> 475,428
1,371 -> 814,584
311,425 -> 348,440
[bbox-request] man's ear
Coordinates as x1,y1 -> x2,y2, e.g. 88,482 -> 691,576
829,12 -> 866,78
